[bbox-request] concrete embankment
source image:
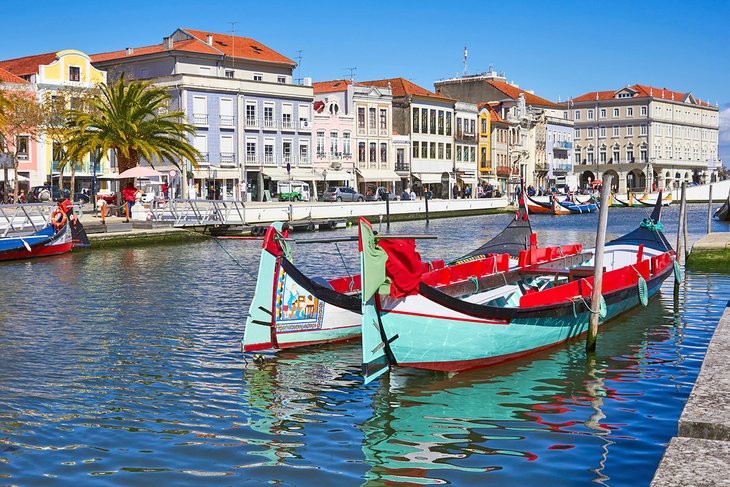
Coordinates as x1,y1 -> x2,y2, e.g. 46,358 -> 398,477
686,232 -> 730,269
651,302 -> 730,486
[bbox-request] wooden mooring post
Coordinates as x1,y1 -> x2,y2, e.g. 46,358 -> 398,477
425,195 -> 430,224
587,173 -> 613,352
676,182 -> 687,265
707,184 -> 713,234
385,191 -> 391,229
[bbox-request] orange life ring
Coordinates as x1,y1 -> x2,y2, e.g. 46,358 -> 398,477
51,208 -> 67,229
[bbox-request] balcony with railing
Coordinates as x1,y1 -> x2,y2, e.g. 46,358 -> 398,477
263,154 -> 275,165
496,165 -> 513,177
262,118 -> 276,130
245,154 -> 257,164
299,157 -> 311,166
553,141 -> 573,150
395,162 -> 410,173
219,115 -> 235,128
197,152 -> 209,163
455,130 -> 478,143
246,117 -> 258,128
281,119 -> 295,131
220,152 -> 235,165
193,113 -> 209,126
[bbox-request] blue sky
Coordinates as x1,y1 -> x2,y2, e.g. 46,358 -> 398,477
3,0 -> 729,161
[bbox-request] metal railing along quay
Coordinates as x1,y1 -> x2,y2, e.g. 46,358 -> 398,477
0,202 -> 85,236
146,199 -> 247,226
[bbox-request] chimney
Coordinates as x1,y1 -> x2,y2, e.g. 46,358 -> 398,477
163,36 -> 173,50
125,47 -> 134,56
303,77 -> 312,87
206,34 -> 213,46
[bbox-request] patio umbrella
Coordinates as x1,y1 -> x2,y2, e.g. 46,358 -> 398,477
116,165 -> 163,179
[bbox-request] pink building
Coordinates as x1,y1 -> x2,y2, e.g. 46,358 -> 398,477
313,80 -> 356,194
0,67 -> 38,196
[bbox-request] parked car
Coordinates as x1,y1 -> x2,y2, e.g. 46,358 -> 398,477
27,186 -> 71,202
366,186 -> 398,202
322,186 -> 364,202
277,180 -> 311,202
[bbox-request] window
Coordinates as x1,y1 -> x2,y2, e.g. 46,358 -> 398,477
613,108 -> 619,117
316,131 -> 325,156
470,147 -> 476,163
438,143 -> 444,160
368,107 -> 376,131
627,107 -> 633,117
586,147 -> 594,163
438,110 -> 444,135
264,139 -> 274,164
626,125 -> 633,136
358,107 -> 366,131
246,140 -> 257,163
613,146 -> 620,163
16,136 -> 29,160
379,109 -> 387,131
587,127 -> 594,138
445,143 -> 452,160
456,146 -> 462,162
456,118 -> 462,136
225,70 -> 234,78
298,104 -> 310,128
575,128 -> 581,138
330,131 -> 339,157
281,104 -> 293,129
588,109 -> 594,120
412,108 -> 419,133
470,119 -> 475,135
613,126 -> 619,137
220,98 -> 234,127
343,132 -> 351,157
220,135 -> 234,164
430,110 -> 436,134
421,141 -> 427,159
192,96 -> 208,125
246,103 -> 257,126
640,124 -> 647,136
253,73 -> 263,81
641,106 -> 647,116
277,76 -> 286,84
481,117 -> 487,133
600,109 -> 607,118
626,145 -> 634,163
445,112 -> 452,136
574,148 -> 581,164
299,142 -> 309,163
599,126 -> 606,138
263,104 -> 274,128
282,141 -> 292,164
641,145 -> 648,162
430,142 -> 436,159
369,142 -> 377,163
68,66 -> 81,82
599,146 -> 607,163
574,110 -> 581,120
194,133 -> 208,161
380,143 -> 387,163
413,141 -> 419,158
358,142 -> 366,163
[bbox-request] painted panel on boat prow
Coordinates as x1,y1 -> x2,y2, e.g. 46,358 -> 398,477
242,222 -> 286,353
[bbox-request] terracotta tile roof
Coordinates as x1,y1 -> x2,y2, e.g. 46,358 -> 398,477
360,77 -> 453,101
0,52 -> 58,77
486,80 -> 562,108
313,79 -> 353,93
569,84 -> 715,107
488,106 -> 505,124
92,28 -> 295,66
0,67 -> 29,84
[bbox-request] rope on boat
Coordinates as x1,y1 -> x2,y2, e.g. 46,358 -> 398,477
468,276 -> 479,295
204,232 -> 259,281
334,242 -> 355,291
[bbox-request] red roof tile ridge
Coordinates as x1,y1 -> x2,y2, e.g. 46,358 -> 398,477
0,67 -> 29,84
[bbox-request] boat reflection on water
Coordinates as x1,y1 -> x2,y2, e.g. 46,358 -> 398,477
358,296 -> 675,485
240,293 -> 675,484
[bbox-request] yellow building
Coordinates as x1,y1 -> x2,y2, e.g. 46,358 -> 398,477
0,50 -> 109,189
478,103 -> 492,182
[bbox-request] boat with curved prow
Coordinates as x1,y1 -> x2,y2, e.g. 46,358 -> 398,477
359,192 -> 676,383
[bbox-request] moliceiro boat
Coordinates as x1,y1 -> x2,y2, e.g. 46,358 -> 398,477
359,193 -> 676,383
242,208 -> 536,354
525,193 -> 597,215
0,200 -> 88,262
714,193 -> 730,221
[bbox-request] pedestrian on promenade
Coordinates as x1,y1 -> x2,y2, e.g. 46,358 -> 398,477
121,182 -> 137,221
410,188 -> 416,201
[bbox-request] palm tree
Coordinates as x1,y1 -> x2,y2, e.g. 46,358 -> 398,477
63,77 -> 200,191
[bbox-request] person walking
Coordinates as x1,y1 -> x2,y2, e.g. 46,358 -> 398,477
121,181 -> 138,222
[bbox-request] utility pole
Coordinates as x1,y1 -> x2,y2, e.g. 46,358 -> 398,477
346,67 -> 357,81
295,50 -> 303,84
227,21 -> 239,70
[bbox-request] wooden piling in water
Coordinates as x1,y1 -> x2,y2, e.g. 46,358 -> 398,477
425,195 -> 430,224
676,182 -> 687,264
587,173 -> 613,352
385,192 -> 390,229
707,184 -> 713,234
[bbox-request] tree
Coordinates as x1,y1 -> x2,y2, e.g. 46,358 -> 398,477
63,78 -> 200,189
0,89 -> 44,203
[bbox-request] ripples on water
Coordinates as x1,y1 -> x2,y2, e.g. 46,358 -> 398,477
0,204 -> 727,485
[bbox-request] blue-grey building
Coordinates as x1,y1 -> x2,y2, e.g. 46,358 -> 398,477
93,28 -> 314,200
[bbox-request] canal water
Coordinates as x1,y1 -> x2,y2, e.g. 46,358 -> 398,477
0,204 -> 728,485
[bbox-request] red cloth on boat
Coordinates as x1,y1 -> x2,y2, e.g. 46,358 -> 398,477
377,238 -> 426,299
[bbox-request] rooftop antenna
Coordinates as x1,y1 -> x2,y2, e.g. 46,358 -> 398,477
295,50 -> 303,84
463,46 -> 468,77
227,21 -> 239,71
347,67 -> 357,81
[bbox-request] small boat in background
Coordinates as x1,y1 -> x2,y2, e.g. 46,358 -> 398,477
525,193 -> 597,214
714,195 -> 730,221
632,192 -> 673,207
609,193 -> 629,207
555,198 -> 598,214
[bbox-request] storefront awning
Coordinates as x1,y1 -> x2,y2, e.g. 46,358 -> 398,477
413,172 -> 445,184
356,169 -> 401,182
324,170 -> 353,182
291,168 -> 324,181
261,167 -> 290,180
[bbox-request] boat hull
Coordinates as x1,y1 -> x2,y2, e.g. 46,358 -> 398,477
0,225 -> 72,262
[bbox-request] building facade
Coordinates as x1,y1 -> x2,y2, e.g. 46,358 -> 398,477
545,115 -> 574,191
477,104 -> 492,185
434,72 -> 570,193
568,84 -> 720,193
362,78 -> 456,198
454,102 -> 478,196
0,50 -> 110,190
92,28 -> 313,201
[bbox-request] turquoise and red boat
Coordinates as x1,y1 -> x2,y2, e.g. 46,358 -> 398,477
359,193 -> 676,382
242,207 -> 537,354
